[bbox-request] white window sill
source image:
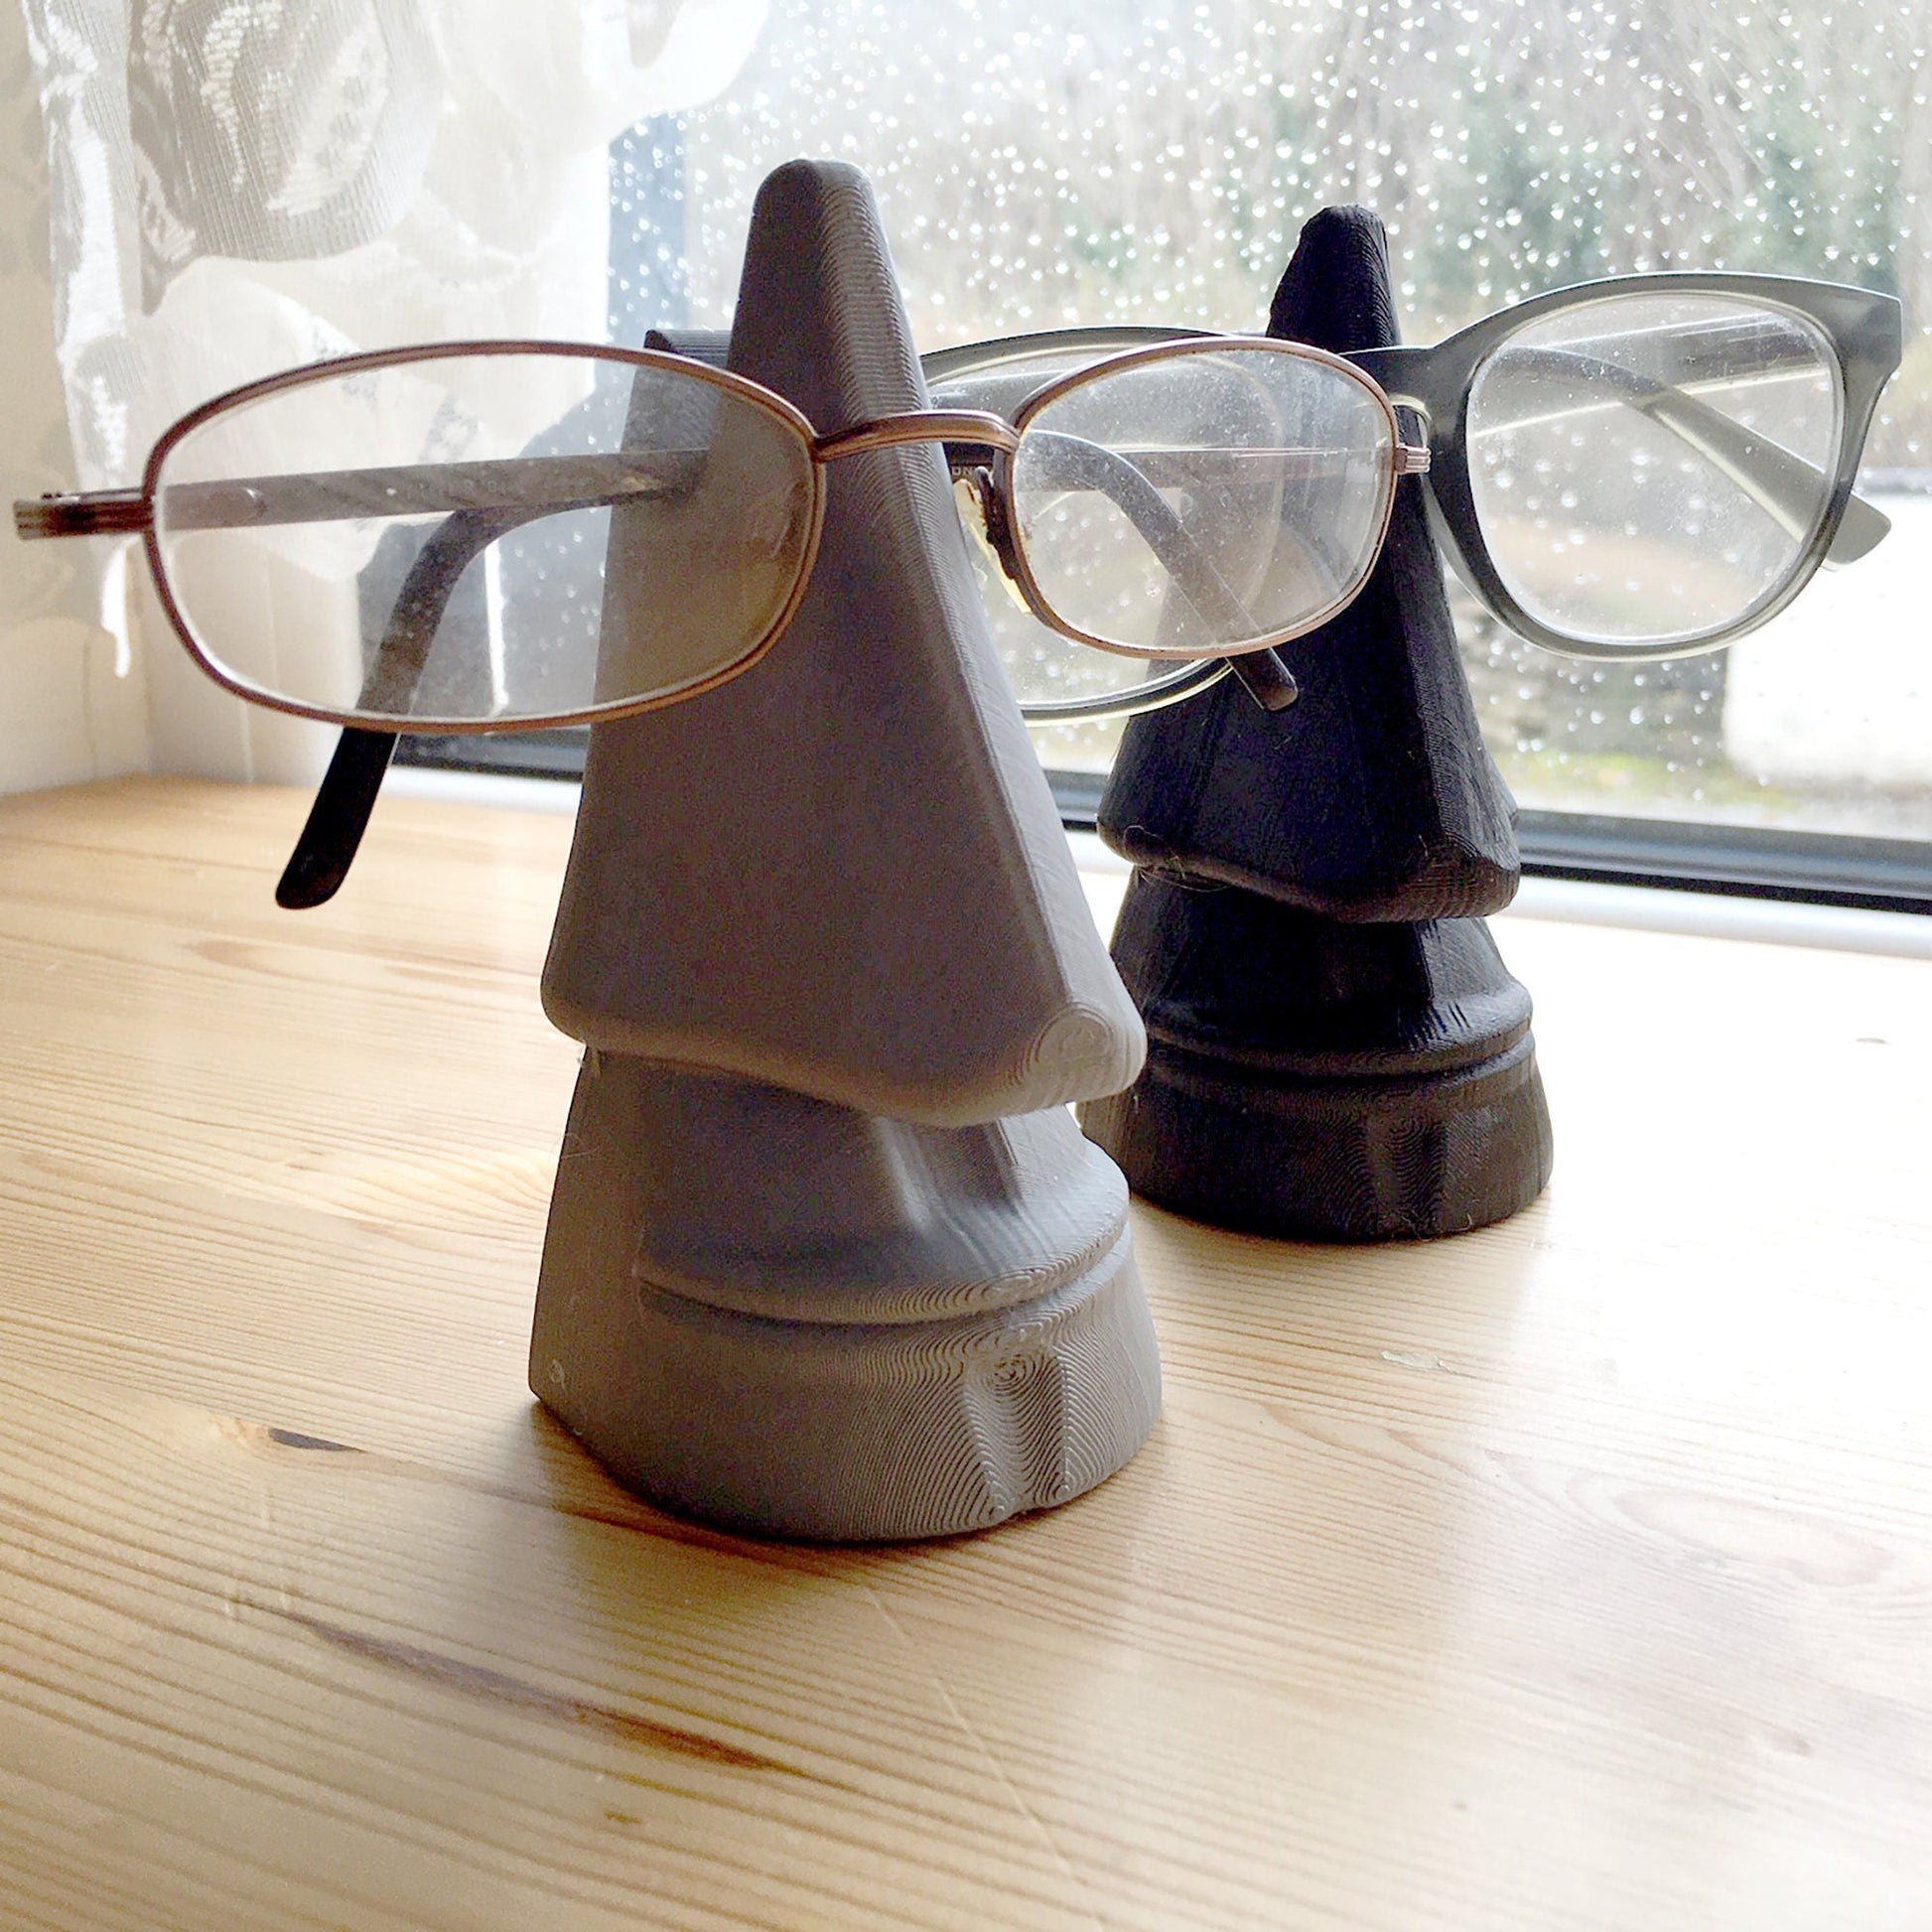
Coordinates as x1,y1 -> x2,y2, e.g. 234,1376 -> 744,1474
382,762 -> 1932,962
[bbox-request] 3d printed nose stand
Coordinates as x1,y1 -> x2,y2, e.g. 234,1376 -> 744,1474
1080,207 -> 1555,1240
528,161 -> 1161,1540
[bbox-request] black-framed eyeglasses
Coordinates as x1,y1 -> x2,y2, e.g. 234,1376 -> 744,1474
926,270 -> 1903,719
665,273 -> 1903,718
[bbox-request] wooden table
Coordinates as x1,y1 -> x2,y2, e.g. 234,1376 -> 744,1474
1,778 -> 1927,1931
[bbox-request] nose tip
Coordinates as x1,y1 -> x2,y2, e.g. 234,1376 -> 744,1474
1019,1003 -> 1145,1109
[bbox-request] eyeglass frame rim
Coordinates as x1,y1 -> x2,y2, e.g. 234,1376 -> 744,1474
82,340 -> 832,736
990,332 -> 1419,666
1352,269 -> 1903,664
925,268 -> 1905,666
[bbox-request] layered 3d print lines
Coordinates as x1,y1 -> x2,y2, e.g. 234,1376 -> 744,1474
530,160 -> 1162,1541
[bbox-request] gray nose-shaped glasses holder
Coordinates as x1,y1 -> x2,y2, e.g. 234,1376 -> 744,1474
528,160 -> 1162,1541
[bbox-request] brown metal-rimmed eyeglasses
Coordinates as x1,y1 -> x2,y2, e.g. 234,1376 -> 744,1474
14,333 -> 1426,900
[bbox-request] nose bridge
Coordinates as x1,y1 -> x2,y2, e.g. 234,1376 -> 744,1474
540,158 -> 1144,1126
1348,343 -> 1436,425
811,409 -> 1018,462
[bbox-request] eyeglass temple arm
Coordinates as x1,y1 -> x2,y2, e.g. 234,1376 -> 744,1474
278,728 -> 400,908
283,445 -> 1294,909
14,489 -> 149,540
1517,344 -> 1887,561
13,466 -> 683,905
278,505 -> 530,908
1052,434 -> 1299,710
10,484 -> 509,908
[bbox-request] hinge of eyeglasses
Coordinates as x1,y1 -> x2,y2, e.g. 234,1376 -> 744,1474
1393,444 -> 1431,477
14,489 -> 150,539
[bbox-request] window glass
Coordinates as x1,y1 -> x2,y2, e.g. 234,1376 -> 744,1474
643,1 -> 1932,856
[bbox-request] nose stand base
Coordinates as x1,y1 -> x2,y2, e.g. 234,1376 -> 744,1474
1080,880 -> 1552,1241
533,1054 -> 1159,1541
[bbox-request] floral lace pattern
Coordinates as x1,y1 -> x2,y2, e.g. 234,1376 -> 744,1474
24,0 -> 764,484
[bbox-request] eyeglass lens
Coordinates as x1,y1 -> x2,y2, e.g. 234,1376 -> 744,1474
1465,291 -> 1844,650
1010,345 -> 1396,657
150,349 -> 817,729
938,345 -> 1186,715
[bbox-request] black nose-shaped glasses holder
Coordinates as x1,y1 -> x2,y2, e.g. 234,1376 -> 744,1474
1080,206 -> 1556,1241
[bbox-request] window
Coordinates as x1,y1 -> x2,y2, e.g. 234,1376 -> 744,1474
18,0 -> 1908,905
400,1 -> 1932,909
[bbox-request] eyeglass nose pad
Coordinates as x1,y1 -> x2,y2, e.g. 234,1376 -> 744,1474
953,466 -> 1031,612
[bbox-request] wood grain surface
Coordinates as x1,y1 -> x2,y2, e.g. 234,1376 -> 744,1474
1,777 -> 1927,1931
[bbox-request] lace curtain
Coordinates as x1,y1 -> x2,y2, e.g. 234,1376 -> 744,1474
4,0 -> 761,790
